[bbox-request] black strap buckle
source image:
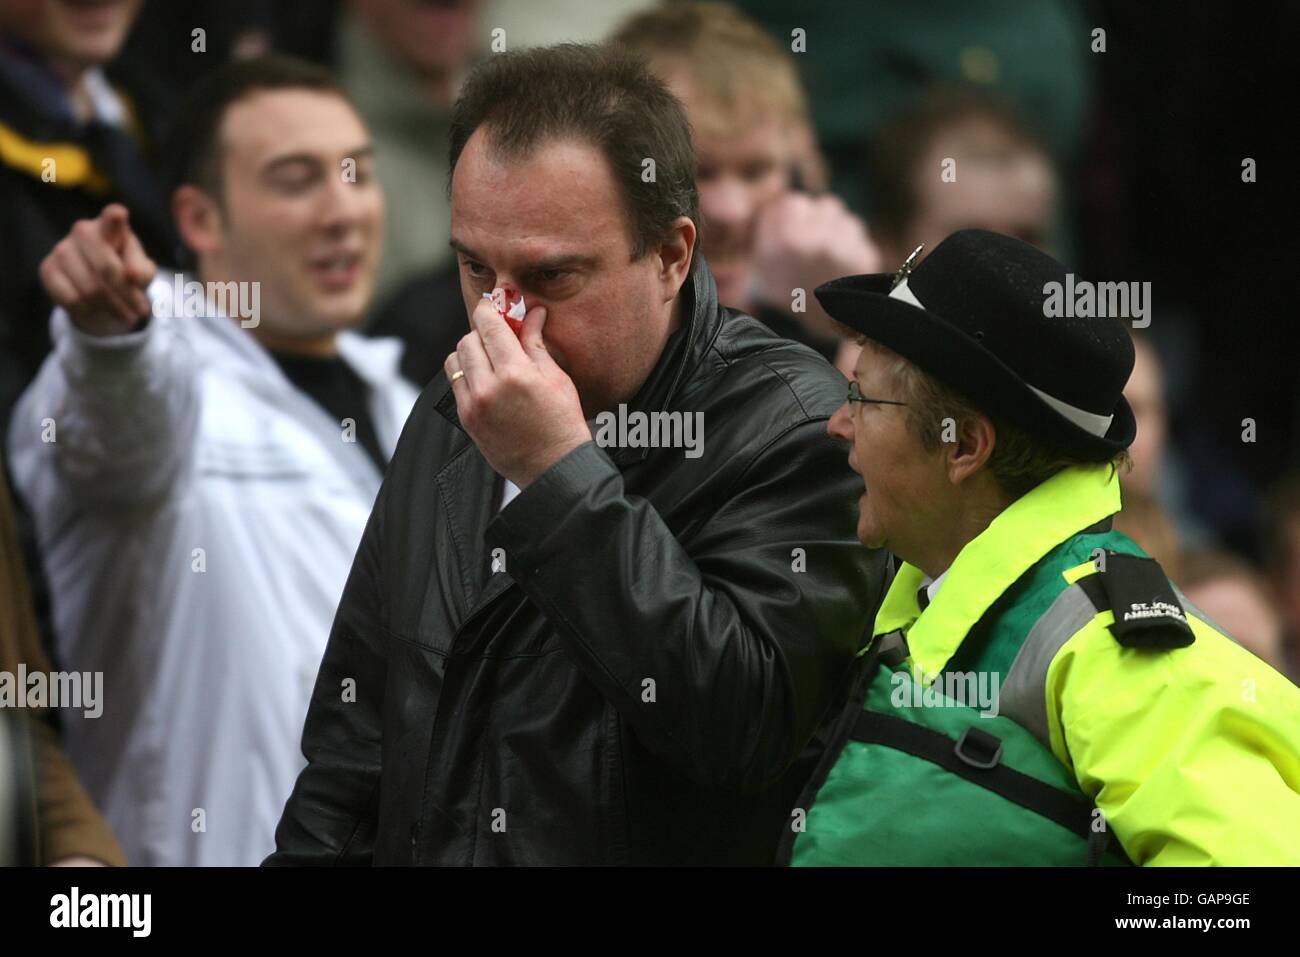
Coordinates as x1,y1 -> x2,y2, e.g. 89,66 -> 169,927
954,726 -> 1003,770
875,630 -> 910,668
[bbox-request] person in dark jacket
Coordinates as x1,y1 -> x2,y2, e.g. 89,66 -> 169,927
0,0 -> 179,787
267,44 -> 886,866
0,0 -> 176,432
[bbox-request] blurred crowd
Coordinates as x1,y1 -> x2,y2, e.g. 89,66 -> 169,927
0,0 -> 1294,865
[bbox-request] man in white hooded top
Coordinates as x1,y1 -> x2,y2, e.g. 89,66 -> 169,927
6,57 -> 419,866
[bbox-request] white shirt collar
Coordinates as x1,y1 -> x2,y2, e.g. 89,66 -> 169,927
82,67 -> 127,126
918,568 -> 949,605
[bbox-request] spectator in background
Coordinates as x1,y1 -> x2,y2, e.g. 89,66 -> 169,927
867,87 -> 1057,265
333,0 -> 485,301
482,0 -> 655,49
1181,549 -> 1287,675
835,87 -> 1056,377
215,0 -> 487,305
1121,332 -> 1167,500
0,0 -> 176,431
1,460 -> 125,866
1112,490 -> 1182,584
297,0 -> 489,387
1122,330 -> 1211,548
1263,476 -> 1300,682
610,1 -> 881,364
7,56 -> 417,865
727,0 -> 1090,231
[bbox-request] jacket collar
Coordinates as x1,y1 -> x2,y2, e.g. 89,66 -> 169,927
434,259 -> 724,468
152,271 -> 404,395
146,271 -> 409,486
335,329 -> 405,392
872,462 -> 1123,676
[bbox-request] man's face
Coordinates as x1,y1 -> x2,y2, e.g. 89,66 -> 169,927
664,75 -> 789,309
450,130 -> 685,418
826,343 -> 952,554
0,0 -> 141,71
693,117 -> 789,309
209,89 -> 383,340
901,119 -> 1055,259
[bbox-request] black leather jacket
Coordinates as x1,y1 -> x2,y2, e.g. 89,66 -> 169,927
267,265 -> 887,865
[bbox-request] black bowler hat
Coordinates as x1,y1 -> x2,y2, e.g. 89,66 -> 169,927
816,229 -> 1136,459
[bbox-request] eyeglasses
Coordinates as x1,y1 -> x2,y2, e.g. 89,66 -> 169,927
847,380 -> 907,407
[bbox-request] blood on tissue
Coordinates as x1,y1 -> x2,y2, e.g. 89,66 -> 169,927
483,284 -> 527,337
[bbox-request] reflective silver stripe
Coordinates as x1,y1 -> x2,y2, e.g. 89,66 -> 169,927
1000,578 -> 1222,752
999,582 -> 1104,750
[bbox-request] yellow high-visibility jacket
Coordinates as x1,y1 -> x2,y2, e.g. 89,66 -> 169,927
867,463 -> 1300,865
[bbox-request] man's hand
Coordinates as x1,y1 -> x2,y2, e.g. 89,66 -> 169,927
751,192 -> 881,340
39,204 -> 156,337
444,298 -> 591,489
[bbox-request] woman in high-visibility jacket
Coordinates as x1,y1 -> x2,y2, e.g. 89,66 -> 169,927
784,230 -> 1300,866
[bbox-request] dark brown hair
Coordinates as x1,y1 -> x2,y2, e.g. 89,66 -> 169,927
448,43 -> 700,265
162,54 -> 349,201
868,86 -> 1048,243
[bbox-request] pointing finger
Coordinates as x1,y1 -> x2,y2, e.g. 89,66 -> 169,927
120,226 -> 156,287
68,241 -> 137,321
98,204 -> 130,250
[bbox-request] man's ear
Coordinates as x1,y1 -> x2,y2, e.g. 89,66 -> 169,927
946,413 -> 997,486
171,184 -> 224,261
655,215 -> 696,303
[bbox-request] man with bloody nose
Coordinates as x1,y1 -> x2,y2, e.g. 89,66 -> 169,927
269,44 -> 886,866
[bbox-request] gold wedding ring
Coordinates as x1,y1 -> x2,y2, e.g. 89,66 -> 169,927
450,369 -> 466,383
